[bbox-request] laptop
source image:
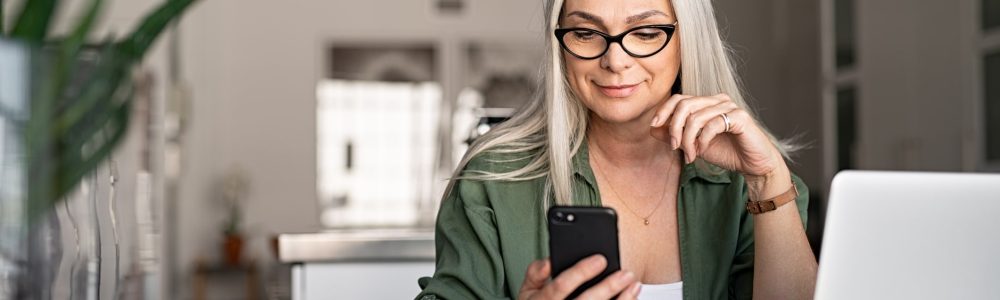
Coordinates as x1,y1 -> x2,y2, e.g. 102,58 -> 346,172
815,171 -> 1000,300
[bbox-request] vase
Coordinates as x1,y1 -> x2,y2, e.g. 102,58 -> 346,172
0,38 -> 116,300
223,234 -> 244,267
0,37 -> 36,300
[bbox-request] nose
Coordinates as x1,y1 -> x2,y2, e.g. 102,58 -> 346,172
599,42 -> 634,73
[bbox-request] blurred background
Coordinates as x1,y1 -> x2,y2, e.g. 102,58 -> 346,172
2,0 -> 998,299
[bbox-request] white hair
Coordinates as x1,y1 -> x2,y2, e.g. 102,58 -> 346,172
443,0 -> 798,206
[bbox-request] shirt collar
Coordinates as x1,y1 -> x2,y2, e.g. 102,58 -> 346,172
572,138 -> 732,188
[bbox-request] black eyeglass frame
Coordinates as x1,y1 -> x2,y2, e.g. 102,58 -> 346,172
553,23 -> 678,60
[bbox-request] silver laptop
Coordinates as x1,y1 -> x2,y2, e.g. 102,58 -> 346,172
815,171 -> 1000,300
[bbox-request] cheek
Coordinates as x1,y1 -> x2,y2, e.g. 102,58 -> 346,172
647,45 -> 681,93
667,41 -> 682,79
563,57 -> 594,95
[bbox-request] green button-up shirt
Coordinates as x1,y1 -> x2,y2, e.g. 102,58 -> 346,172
417,142 -> 809,300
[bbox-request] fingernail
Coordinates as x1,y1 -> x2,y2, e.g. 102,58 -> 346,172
651,116 -> 660,127
671,138 -> 679,150
631,282 -> 642,294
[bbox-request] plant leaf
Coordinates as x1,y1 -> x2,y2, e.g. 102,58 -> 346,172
10,0 -> 59,42
24,0 -> 198,223
55,42 -> 127,134
118,0 -> 196,59
53,99 -> 130,205
25,54 -> 58,225
48,0 -> 105,128
60,74 -> 129,158
59,0 -> 103,67
2,0 -> 6,36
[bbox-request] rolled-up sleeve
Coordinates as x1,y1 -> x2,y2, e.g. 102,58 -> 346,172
416,176 -> 511,300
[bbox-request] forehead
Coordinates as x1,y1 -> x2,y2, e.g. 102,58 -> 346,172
561,0 -> 674,21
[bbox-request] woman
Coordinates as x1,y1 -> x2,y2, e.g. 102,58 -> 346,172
417,0 -> 818,299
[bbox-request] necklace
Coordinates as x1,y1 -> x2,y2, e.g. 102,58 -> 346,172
591,151 -> 675,226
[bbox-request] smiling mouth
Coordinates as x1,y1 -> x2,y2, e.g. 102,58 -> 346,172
595,82 -> 640,98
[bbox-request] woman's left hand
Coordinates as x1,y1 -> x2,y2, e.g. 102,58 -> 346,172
649,93 -> 785,176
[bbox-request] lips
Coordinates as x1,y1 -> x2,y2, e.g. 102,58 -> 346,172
595,82 -> 640,98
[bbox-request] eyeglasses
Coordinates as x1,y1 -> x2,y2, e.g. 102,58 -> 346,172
553,23 -> 677,60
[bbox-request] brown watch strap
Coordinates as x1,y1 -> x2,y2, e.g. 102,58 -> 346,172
746,182 -> 798,214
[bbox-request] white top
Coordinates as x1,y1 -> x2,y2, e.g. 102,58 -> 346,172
638,281 -> 683,300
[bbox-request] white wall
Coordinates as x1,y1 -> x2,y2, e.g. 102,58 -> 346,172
855,0 -> 978,171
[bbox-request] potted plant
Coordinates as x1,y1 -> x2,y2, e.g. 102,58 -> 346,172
220,166 -> 250,266
0,0 -> 198,298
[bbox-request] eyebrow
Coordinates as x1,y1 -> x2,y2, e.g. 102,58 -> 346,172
626,10 -> 670,24
565,10 -> 671,26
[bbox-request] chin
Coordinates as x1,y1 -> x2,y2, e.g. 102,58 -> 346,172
589,102 -> 648,124
585,91 -> 658,123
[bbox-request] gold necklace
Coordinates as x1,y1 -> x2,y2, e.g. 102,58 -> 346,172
591,151 -> 674,226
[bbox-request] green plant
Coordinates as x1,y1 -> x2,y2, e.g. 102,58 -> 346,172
220,166 -> 249,236
1,0 -> 198,223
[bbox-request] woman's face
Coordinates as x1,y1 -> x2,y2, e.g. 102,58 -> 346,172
559,0 -> 680,125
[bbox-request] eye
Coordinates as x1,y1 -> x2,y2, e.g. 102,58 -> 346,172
631,30 -> 663,40
570,30 -> 598,41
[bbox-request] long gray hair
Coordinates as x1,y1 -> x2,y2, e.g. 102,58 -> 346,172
444,0 -> 796,206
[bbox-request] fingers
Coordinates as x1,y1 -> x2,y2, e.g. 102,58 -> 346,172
616,282 -> 643,300
541,254 -> 608,299
720,108 -> 754,135
663,95 -> 726,153
520,259 -> 552,295
650,94 -> 694,128
695,110 -> 730,158
649,93 -> 747,164
574,270 -> 639,300
680,101 -> 739,163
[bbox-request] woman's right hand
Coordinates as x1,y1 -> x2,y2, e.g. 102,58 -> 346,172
518,255 -> 642,300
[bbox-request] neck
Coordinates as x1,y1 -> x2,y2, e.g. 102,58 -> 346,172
587,111 -> 677,170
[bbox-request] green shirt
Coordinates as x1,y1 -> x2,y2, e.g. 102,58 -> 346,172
417,142 -> 809,300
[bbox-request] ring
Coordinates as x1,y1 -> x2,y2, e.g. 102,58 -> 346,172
721,113 -> 732,133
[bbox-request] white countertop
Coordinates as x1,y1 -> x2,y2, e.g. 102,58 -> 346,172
278,228 -> 434,263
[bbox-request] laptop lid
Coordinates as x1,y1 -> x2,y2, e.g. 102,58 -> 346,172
815,171 -> 1000,300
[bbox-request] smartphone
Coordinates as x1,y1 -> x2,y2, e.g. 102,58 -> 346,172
547,206 -> 622,299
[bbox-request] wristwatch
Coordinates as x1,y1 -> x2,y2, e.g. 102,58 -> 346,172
746,182 -> 798,214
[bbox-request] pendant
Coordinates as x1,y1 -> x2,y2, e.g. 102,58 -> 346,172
643,219 -> 650,225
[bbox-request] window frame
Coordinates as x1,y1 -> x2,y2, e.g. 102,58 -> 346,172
981,30 -> 1000,170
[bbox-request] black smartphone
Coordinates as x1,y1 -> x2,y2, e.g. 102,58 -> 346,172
547,206 -> 621,299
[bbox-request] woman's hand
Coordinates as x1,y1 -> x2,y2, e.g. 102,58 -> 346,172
649,93 -> 785,177
518,255 -> 641,300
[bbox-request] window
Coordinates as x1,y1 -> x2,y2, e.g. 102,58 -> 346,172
983,0 -> 1000,167
317,80 -> 441,228
985,51 -> 1000,161
985,0 -> 1000,31
835,0 -> 856,69
832,0 -> 858,172
317,45 -> 440,228
836,87 -> 857,170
